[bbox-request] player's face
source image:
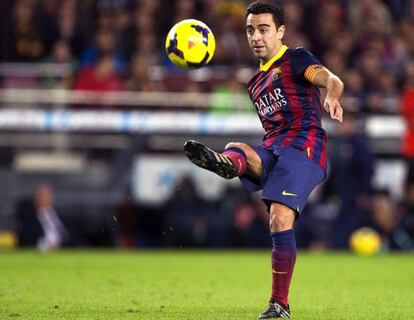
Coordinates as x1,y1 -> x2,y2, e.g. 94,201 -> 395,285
246,13 -> 285,63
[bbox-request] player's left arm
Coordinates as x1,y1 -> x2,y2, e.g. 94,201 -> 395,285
304,65 -> 344,123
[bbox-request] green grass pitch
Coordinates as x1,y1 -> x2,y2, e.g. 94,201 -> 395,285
0,250 -> 413,319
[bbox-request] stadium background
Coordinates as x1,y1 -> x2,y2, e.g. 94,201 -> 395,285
0,0 -> 413,251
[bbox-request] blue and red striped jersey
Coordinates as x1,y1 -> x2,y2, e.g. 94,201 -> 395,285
247,45 -> 327,170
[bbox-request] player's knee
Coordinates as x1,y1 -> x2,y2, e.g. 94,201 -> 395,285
225,142 -> 248,151
269,208 -> 295,232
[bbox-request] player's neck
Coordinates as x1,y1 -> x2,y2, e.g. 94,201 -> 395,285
260,44 -> 288,72
263,44 -> 283,64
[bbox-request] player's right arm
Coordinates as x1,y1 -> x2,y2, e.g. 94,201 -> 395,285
305,66 -> 344,123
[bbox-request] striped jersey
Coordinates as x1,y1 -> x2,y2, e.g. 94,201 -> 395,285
247,45 -> 327,170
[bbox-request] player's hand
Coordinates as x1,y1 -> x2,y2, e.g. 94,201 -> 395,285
324,96 -> 343,123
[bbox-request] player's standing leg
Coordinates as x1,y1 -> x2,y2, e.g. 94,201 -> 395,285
185,140 -> 296,319
258,203 -> 295,319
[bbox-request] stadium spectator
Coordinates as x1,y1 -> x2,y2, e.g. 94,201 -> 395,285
43,40 -> 76,89
123,54 -> 157,92
322,49 -> 346,78
15,184 -> 68,251
398,184 -> 414,249
213,13 -> 247,65
209,78 -> 252,114
327,112 -> 374,248
283,29 -> 309,50
208,186 -> 239,247
80,27 -> 127,73
367,189 -> 400,250
1,0 -> 58,62
57,0 -> 85,57
171,0 -> 198,24
282,0 -> 304,33
330,30 -> 356,61
163,175 -> 211,247
74,54 -> 122,93
112,4 -> 134,58
359,49 -> 382,91
183,184 -> 270,248
231,188 -> 269,247
295,184 -> 338,250
307,0 -> 346,57
348,0 -> 393,37
342,68 -> 366,112
133,32 -> 159,64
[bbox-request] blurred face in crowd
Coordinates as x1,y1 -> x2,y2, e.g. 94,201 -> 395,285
246,13 -> 285,64
283,1 -> 303,28
52,41 -> 72,62
403,60 -> 414,87
14,0 -> 34,24
372,194 -> 396,233
95,56 -> 116,78
344,69 -> 363,93
96,29 -> 115,52
35,185 -> 54,209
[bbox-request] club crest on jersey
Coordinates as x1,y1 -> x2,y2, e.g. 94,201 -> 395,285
272,67 -> 282,81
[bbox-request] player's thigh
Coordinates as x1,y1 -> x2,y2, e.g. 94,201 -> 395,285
262,147 -> 325,230
225,142 -> 262,179
269,202 -> 296,232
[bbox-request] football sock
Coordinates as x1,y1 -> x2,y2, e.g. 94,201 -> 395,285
270,229 -> 297,307
222,147 -> 247,176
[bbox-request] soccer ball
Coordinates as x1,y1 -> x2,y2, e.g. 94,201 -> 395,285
165,19 -> 215,69
349,227 -> 382,256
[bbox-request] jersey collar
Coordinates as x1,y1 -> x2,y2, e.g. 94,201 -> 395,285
259,45 -> 289,72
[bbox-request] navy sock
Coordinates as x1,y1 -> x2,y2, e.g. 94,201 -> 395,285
270,229 -> 297,306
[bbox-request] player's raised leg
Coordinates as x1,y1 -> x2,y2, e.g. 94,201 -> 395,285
184,140 -> 262,180
258,203 -> 295,319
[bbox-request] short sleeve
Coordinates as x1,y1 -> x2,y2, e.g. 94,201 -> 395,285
291,47 -> 322,79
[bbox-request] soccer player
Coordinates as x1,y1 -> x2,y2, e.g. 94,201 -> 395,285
184,1 -> 343,319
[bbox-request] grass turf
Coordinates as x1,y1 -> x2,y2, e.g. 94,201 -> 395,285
0,250 -> 413,319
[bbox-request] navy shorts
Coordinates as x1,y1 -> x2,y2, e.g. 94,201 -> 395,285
239,145 -> 326,215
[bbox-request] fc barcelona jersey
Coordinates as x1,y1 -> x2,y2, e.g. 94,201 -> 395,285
247,45 -> 327,170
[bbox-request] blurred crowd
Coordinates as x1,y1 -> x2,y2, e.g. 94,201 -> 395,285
0,0 -> 413,114
1,0 -> 414,251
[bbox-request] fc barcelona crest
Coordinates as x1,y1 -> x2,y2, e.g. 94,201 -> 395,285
272,67 -> 282,81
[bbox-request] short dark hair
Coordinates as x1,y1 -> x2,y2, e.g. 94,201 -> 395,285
246,1 -> 285,28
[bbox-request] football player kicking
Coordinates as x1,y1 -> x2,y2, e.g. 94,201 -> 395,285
185,1 -> 343,319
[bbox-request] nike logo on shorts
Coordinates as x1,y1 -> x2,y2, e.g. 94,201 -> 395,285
282,190 -> 298,197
